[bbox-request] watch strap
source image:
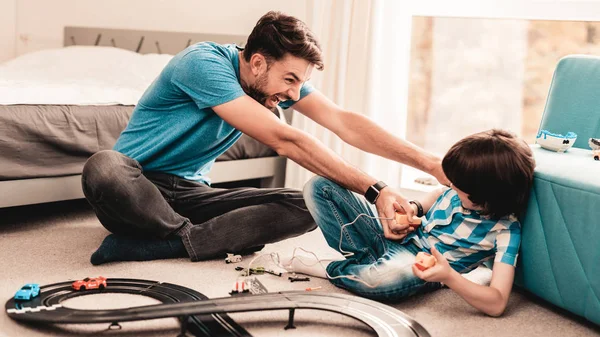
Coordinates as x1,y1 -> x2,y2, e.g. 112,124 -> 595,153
409,200 -> 424,217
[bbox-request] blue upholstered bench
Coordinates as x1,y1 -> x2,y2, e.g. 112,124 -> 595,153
515,55 -> 600,325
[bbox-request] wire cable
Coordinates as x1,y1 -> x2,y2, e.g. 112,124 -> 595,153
246,213 -> 417,288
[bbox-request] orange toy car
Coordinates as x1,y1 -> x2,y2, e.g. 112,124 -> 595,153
72,276 -> 107,291
414,252 -> 437,271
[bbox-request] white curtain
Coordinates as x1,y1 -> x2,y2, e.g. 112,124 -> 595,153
285,0 -> 414,189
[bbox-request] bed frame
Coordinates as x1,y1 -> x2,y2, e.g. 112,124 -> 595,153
0,27 -> 287,208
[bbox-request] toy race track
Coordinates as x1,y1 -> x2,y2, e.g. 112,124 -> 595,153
6,278 -> 431,337
6,278 -> 250,337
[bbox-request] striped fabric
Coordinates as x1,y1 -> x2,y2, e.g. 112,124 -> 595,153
403,188 -> 521,273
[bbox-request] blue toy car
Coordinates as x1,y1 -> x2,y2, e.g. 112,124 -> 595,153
14,283 -> 40,301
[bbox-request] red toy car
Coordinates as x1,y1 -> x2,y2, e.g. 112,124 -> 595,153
72,276 -> 107,291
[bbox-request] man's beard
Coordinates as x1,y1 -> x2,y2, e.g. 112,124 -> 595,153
242,73 -> 277,112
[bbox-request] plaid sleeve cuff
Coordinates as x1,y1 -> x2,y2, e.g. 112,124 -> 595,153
495,252 -> 518,267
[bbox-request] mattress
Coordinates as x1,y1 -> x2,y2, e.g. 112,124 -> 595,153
0,104 -> 276,180
0,46 -> 279,181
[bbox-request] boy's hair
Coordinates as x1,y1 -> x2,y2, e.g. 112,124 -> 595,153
442,129 -> 536,219
244,11 -> 324,71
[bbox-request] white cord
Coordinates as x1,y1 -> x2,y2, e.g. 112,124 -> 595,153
338,213 -> 393,258
245,213 -> 416,289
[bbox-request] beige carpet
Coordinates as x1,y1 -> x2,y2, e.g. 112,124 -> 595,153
0,199 -> 598,337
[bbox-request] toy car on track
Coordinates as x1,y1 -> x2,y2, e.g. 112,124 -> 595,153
71,276 -> 107,291
225,253 -> 242,264
14,283 -> 40,301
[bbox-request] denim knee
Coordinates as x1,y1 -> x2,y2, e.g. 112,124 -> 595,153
82,150 -> 135,197
327,260 -> 425,301
303,176 -> 336,210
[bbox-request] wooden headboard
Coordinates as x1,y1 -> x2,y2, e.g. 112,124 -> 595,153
64,27 -> 247,54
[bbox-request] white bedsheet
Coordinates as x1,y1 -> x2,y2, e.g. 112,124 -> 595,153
0,46 -> 173,105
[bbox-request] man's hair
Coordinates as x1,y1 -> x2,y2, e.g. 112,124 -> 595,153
442,129 -> 536,219
243,11 -> 324,71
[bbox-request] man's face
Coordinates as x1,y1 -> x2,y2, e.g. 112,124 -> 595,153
245,53 -> 314,110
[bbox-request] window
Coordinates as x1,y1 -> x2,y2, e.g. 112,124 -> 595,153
407,16 -> 600,156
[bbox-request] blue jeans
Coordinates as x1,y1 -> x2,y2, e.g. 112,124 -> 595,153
303,176 -> 442,301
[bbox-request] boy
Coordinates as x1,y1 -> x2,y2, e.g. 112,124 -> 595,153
286,129 -> 535,317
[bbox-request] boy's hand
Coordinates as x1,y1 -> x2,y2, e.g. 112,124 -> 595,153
375,187 -> 414,240
412,246 -> 453,283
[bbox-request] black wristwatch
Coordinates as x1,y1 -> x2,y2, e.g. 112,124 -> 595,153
365,181 -> 387,204
409,200 -> 424,217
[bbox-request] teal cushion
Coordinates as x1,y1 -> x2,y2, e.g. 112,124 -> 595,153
516,146 -> 600,325
539,55 -> 600,149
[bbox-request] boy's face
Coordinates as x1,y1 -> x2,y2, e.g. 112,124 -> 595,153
451,184 -> 482,211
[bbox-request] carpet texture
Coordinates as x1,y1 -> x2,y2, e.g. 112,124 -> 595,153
0,200 -> 598,337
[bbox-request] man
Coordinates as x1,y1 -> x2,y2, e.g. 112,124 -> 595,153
82,11 -> 447,265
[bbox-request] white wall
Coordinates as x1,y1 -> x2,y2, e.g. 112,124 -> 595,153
7,0 -> 600,62
11,0 -> 307,57
411,0 -> 600,20
0,0 -> 17,63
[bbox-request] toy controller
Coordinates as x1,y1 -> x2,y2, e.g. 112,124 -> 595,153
414,252 -> 436,271
395,212 -> 422,228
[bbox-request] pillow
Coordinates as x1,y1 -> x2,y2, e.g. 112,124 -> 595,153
0,46 -> 173,105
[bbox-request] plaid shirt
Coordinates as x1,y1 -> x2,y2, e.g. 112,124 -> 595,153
403,188 -> 521,273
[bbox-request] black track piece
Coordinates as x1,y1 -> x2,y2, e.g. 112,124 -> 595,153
6,278 -> 250,337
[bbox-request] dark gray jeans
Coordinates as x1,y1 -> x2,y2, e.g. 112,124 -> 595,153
81,150 -> 316,261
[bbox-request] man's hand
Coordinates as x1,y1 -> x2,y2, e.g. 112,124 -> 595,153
375,187 -> 415,240
412,246 -> 454,283
430,161 -> 450,187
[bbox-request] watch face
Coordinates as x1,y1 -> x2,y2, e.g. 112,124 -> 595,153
365,186 -> 379,204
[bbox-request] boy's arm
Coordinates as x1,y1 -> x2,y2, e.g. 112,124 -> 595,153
416,187 -> 445,214
443,262 -> 515,316
413,247 -> 515,317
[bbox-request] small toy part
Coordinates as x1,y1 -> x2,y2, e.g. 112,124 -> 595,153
225,253 -> 242,264
395,212 -> 422,227
236,266 -> 281,277
72,276 -> 107,291
536,130 -> 577,152
108,322 -> 122,330
245,277 -> 269,294
229,280 -> 250,296
305,287 -> 322,291
593,150 -> 600,161
414,252 -> 437,271
14,283 -> 40,301
264,269 -> 282,277
250,267 -> 265,275
288,276 -> 310,282
414,176 -> 438,186
284,309 -> 297,330
589,138 -> 600,150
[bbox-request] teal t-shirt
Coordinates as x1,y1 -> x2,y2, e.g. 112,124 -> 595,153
114,42 -> 314,185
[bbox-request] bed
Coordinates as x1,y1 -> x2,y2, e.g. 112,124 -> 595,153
0,27 -> 290,208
